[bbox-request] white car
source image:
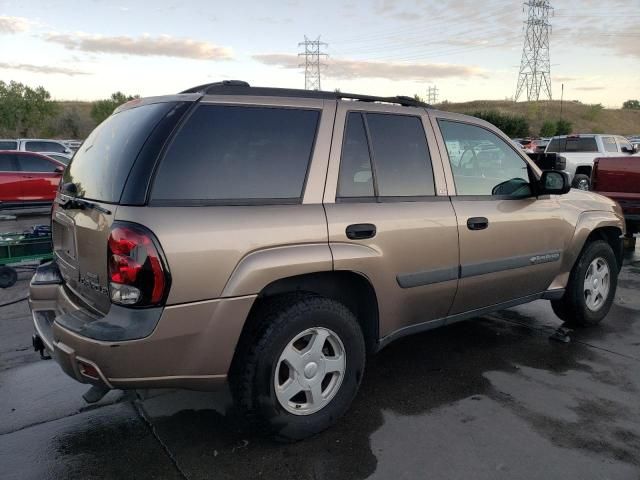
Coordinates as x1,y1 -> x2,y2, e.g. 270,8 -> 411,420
40,151 -> 73,165
545,134 -> 639,190
0,138 -> 72,155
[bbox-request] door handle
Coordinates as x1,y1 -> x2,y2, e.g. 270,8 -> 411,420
467,217 -> 489,230
346,223 -> 377,240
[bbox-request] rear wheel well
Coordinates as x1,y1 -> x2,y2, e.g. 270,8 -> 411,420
575,166 -> 592,177
238,271 -> 379,355
585,227 -> 623,270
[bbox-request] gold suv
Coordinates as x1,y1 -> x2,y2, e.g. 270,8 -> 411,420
29,81 -> 624,441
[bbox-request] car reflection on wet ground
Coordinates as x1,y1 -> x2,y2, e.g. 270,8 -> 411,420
1,241 -> 639,480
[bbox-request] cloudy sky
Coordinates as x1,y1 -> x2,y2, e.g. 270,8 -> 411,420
0,0 -> 638,106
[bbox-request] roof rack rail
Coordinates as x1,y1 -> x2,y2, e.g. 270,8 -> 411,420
179,81 -> 431,108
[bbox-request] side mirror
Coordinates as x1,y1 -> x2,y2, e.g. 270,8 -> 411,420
539,171 -> 570,195
622,146 -> 635,154
527,152 -> 566,171
54,165 -> 65,173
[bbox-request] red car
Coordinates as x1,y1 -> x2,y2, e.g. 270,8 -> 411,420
0,150 -> 65,207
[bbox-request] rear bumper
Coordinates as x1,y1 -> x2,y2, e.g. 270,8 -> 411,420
29,264 -> 256,391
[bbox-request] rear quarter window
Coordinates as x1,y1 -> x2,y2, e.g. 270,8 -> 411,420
151,105 -> 320,204
0,141 -> 17,150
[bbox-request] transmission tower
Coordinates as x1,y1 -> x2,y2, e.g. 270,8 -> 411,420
298,36 -> 328,90
427,85 -> 439,104
514,1 -> 553,102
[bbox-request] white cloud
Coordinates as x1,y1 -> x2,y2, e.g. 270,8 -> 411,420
0,15 -> 35,34
43,32 -> 233,60
253,54 -> 486,81
0,62 -> 89,76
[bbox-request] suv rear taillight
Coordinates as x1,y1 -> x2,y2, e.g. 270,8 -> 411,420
107,223 -> 169,307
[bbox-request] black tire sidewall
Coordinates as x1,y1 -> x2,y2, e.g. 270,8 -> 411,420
567,240 -> 618,326
252,299 -> 365,441
572,174 -> 591,190
0,267 -> 17,289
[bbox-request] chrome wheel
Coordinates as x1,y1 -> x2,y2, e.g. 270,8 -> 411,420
575,178 -> 590,190
274,327 -> 346,416
584,257 -> 610,311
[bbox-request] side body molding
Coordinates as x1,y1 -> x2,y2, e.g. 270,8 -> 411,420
221,243 -> 333,298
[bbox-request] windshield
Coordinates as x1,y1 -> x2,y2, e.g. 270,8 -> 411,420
62,102 -> 175,203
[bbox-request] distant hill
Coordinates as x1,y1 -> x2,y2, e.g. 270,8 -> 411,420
44,99 -> 640,140
434,100 -> 640,136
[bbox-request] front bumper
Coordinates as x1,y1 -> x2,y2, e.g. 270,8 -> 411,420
29,263 -> 256,391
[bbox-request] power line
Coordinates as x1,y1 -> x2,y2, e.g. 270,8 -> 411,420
298,35 -> 328,91
515,0 -> 553,102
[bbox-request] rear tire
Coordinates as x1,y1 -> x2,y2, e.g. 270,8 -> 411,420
230,294 -> 366,442
572,174 -> 591,191
551,240 -> 617,327
0,266 -> 17,288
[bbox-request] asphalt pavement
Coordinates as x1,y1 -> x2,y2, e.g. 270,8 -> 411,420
1,239 -> 639,479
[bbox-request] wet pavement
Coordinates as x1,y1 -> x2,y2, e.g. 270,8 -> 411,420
1,243 -> 639,479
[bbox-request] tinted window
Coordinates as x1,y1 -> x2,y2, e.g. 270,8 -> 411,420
24,141 -> 66,153
338,113 -> 374,198
18,154 -> 58,172
0,141 -> 17,150
603,137 -> 618,153
63,102 -> 175,202
366,113 -> 434,197
546,137 -> 598,153
152,105 -> 319,203
0,153 -> 16,171
439,120 -> 531,197
46,154 -> 70,165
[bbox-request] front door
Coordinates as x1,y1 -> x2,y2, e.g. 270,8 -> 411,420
324,103 -> 459,339
431,113 -> 573,315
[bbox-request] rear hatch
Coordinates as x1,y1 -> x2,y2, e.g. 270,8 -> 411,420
52,99 -> 189,314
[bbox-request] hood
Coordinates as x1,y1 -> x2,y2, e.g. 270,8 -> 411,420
560,188 -> 623,217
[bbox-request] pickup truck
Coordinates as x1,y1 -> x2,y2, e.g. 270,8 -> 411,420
545,134 -> 639,190
592,156 -> 640,242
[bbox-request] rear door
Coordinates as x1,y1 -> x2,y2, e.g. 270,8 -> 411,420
0,153 -> 22,203
324,102 -> 458,339
431,112 -> 572,315
15,153 -> 62,201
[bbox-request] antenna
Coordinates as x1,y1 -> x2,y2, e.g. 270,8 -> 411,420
298,35 -> 328,91
515,1 -> 553,101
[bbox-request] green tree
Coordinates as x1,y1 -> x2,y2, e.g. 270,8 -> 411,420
539,120 -> 556,137
90,91 -> 139,124
555,119 -> 572,135
622,99 -> 640,110
0,80 -> 58,136
471,110 -> 530,137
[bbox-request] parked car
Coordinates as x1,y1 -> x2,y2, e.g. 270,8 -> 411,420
545,134 -> 639,190
592,156 -> 640,239
0,138 -> 72,155
62,140 -> 83,152
30,81 -> 625,441
41,152 -> 73,165
0,150 -> 65,208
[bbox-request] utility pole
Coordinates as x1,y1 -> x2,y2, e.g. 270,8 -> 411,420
514,1 -> 553,102
298,36 -> 328,91
427,85 -> 439,104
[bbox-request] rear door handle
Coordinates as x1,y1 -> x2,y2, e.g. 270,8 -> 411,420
346,223 -> 377,240
467,217 -> 489,230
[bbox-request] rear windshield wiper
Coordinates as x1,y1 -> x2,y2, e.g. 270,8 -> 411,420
57,193 -> 112,215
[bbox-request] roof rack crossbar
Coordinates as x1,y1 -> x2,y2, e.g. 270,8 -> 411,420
179,81 -> 431,108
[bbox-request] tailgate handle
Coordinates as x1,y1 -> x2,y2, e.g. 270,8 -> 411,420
467,217 -> 489,231
346,223 -> 377,240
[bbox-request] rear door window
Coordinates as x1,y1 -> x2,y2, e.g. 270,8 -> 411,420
546,137 -> 598,153
63,102 -> 176,202
338,113 -> 374,198
151,105 -> 320,204
17,154 -> 58,172
0,141 -> 17,150
0,153 -> 17,171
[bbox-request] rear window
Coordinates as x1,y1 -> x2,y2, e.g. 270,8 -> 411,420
546,137 -> 598,153
63,102 -> 175,202
24,141 -> 66,153
151,105 -> 319,204
0,141 -> 17,150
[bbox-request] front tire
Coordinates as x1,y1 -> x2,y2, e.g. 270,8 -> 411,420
551,240 -> 618,327
230,294 -> 366,441
572,174 -> 591,191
